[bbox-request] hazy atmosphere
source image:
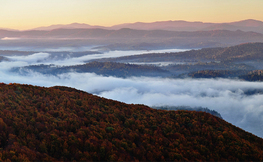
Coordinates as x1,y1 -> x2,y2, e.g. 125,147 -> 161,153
1,0 -> 263,136
1,1 -> 263,161
1,0 -> 263,30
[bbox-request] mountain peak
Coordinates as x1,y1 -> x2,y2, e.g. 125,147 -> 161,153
5,19 -> 263,33
32,23 -> 102,31
231,19 -> 263,27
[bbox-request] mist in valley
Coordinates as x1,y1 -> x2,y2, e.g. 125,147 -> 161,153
0,47 -> 263,138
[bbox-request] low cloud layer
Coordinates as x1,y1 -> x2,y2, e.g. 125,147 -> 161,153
2,48 -> 188,66
0,50 -> 263,138
1,68 -> 263,137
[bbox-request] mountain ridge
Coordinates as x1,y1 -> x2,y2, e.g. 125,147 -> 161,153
26,19 -> 263,33
0,83 -> 262,161
0,28 -> 262,39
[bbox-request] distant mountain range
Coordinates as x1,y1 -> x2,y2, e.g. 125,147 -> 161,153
0,27 -> 262,39
1,19 -> 263,49
31,19 -> 263,33
0,28 -> 263,49
32,23 -> 107,31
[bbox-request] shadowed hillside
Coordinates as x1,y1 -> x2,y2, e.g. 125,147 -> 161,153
0,83 -> 262,161
240,70 -> 263,81
13,61 -> 170,78
99,42 -> 263,63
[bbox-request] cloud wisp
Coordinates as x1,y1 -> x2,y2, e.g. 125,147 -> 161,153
6,52 -> 50,63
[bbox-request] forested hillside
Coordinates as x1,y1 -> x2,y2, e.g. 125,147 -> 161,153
188,70 -> 248,79
98,42 -> 263,63
90,43 -> 263,79
0,83 -> 262,161
13,61 -> 170,78
239,70 -> 263,81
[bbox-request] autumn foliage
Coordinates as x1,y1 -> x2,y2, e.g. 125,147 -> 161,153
0,83 -> 262,161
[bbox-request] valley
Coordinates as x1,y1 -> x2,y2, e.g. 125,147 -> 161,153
2,0 -> 263,160
1,41 -> 263,138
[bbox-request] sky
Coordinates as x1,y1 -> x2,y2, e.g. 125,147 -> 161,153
0,0 -> 263,30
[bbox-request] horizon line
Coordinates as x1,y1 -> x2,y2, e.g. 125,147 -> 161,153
2,18 -> 262,31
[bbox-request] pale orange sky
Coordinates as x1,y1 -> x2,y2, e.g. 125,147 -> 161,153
0,0 -> 263,30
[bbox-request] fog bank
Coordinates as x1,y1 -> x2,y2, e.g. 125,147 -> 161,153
1,67 -> 263,137
0,50 -> 263,138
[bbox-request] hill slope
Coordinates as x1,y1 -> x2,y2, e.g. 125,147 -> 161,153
0,83 -> 262,161
13,61 -> 170,78
99,42 -> 263,63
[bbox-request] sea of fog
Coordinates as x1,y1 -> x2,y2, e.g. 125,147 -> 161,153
0,49 -> 263,138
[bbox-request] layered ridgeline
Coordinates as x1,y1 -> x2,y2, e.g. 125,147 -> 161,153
11,42 -> 263,80
13,62 -> 170,78
1,28 -> 263,49
0,83 -> 263,161
98,42 -> 263,63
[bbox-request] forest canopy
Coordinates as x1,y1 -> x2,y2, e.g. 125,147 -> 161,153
0,83 -> 262,161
